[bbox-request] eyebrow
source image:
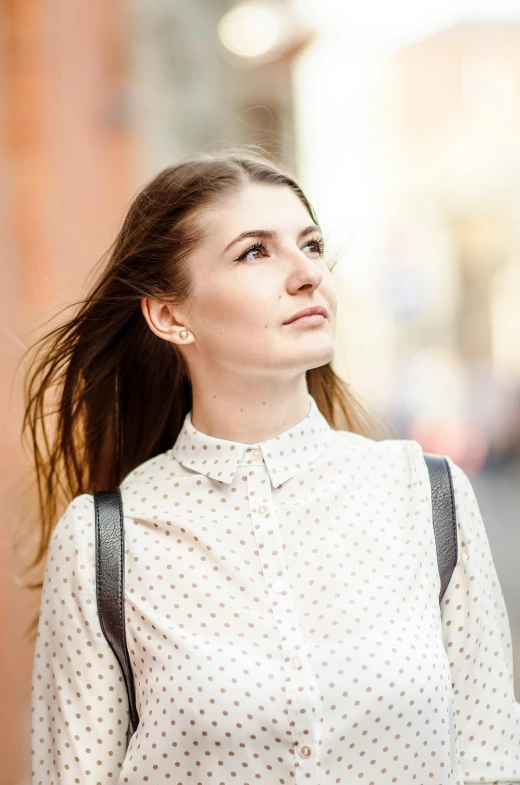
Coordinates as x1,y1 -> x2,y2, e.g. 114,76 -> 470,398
221,224 -> 320,257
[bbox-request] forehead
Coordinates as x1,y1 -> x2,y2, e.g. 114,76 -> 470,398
203,183 -> 312,236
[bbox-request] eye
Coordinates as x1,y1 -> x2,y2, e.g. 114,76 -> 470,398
235,242 -> 269,262
306,237 -> 326,256
235,236 -> 326,263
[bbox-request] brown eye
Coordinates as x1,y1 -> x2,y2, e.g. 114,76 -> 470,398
236,242 -> 268,262
305,237 -> 326,255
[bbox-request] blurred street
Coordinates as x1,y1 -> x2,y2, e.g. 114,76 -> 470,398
471,462 -> 520,695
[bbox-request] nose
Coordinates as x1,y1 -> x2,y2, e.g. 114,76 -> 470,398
287,249 -> 323,290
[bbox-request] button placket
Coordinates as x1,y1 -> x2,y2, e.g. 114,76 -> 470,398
246,460 -> 321,782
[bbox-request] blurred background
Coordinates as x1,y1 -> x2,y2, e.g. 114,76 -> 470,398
2,0 -> 520,781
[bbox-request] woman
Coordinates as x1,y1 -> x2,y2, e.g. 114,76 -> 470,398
26,150 -> 519,783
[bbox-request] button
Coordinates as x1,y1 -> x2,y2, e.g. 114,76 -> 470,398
299,745 -> 311,758
291,656 -> 302,669
251,450 -> 262,459
273,580 -> 284,593
257,505 -> 268,514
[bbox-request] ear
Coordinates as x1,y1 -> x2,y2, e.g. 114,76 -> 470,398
140,298 -> 193,345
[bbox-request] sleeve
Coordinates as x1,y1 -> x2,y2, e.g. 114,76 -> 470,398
30,493 -> 130,784
441,455 -> 520,783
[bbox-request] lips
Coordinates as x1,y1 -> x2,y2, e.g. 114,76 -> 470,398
283,305 -> 328,324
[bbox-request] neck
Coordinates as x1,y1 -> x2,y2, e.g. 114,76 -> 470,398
189,375 -> 311,444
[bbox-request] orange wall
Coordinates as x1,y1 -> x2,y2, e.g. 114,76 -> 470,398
1,1 -> 139,781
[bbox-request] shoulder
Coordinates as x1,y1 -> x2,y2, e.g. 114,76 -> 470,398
50,449 -> 177,546
337,434 -> 477,509
327,431 -> 436,493
42,493 -> 97,596
119,448 -> 177,492
50,493 -> 95,550
335,430 -> 425,468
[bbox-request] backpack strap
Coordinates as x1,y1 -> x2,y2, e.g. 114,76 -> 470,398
94,488 -> 140,737
423,453 -> 458,603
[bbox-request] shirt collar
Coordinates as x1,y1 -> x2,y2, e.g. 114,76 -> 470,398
171,393 -> 334,487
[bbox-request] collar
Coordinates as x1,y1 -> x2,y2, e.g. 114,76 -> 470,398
171,393 -> 334,487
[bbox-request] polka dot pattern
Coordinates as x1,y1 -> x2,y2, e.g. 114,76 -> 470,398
31,393 -> 520,783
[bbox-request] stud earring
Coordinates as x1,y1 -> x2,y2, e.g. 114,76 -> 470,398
179,329 -> 189,340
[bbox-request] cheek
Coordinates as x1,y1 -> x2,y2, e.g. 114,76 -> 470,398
196,281 -> 268,329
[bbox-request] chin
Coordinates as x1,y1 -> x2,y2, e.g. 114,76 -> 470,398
302,342 -> 335,367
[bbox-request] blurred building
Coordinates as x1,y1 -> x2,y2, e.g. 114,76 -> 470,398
2,4 -> 138,783
129,0 -> 312,174
382,20 -> 520,464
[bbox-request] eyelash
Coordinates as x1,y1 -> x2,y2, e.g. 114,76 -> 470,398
235,236 -> 326,262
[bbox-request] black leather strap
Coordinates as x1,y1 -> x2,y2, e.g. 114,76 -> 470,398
423,453 -> 458,602
94,489 -> 139,736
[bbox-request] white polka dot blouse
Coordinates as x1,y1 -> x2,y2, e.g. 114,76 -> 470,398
31,393 -> 520,784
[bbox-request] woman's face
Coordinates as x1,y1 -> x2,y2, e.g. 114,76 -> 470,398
153,183 -> 337,381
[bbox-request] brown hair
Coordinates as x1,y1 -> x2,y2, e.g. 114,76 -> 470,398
21,147 -> 390,634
